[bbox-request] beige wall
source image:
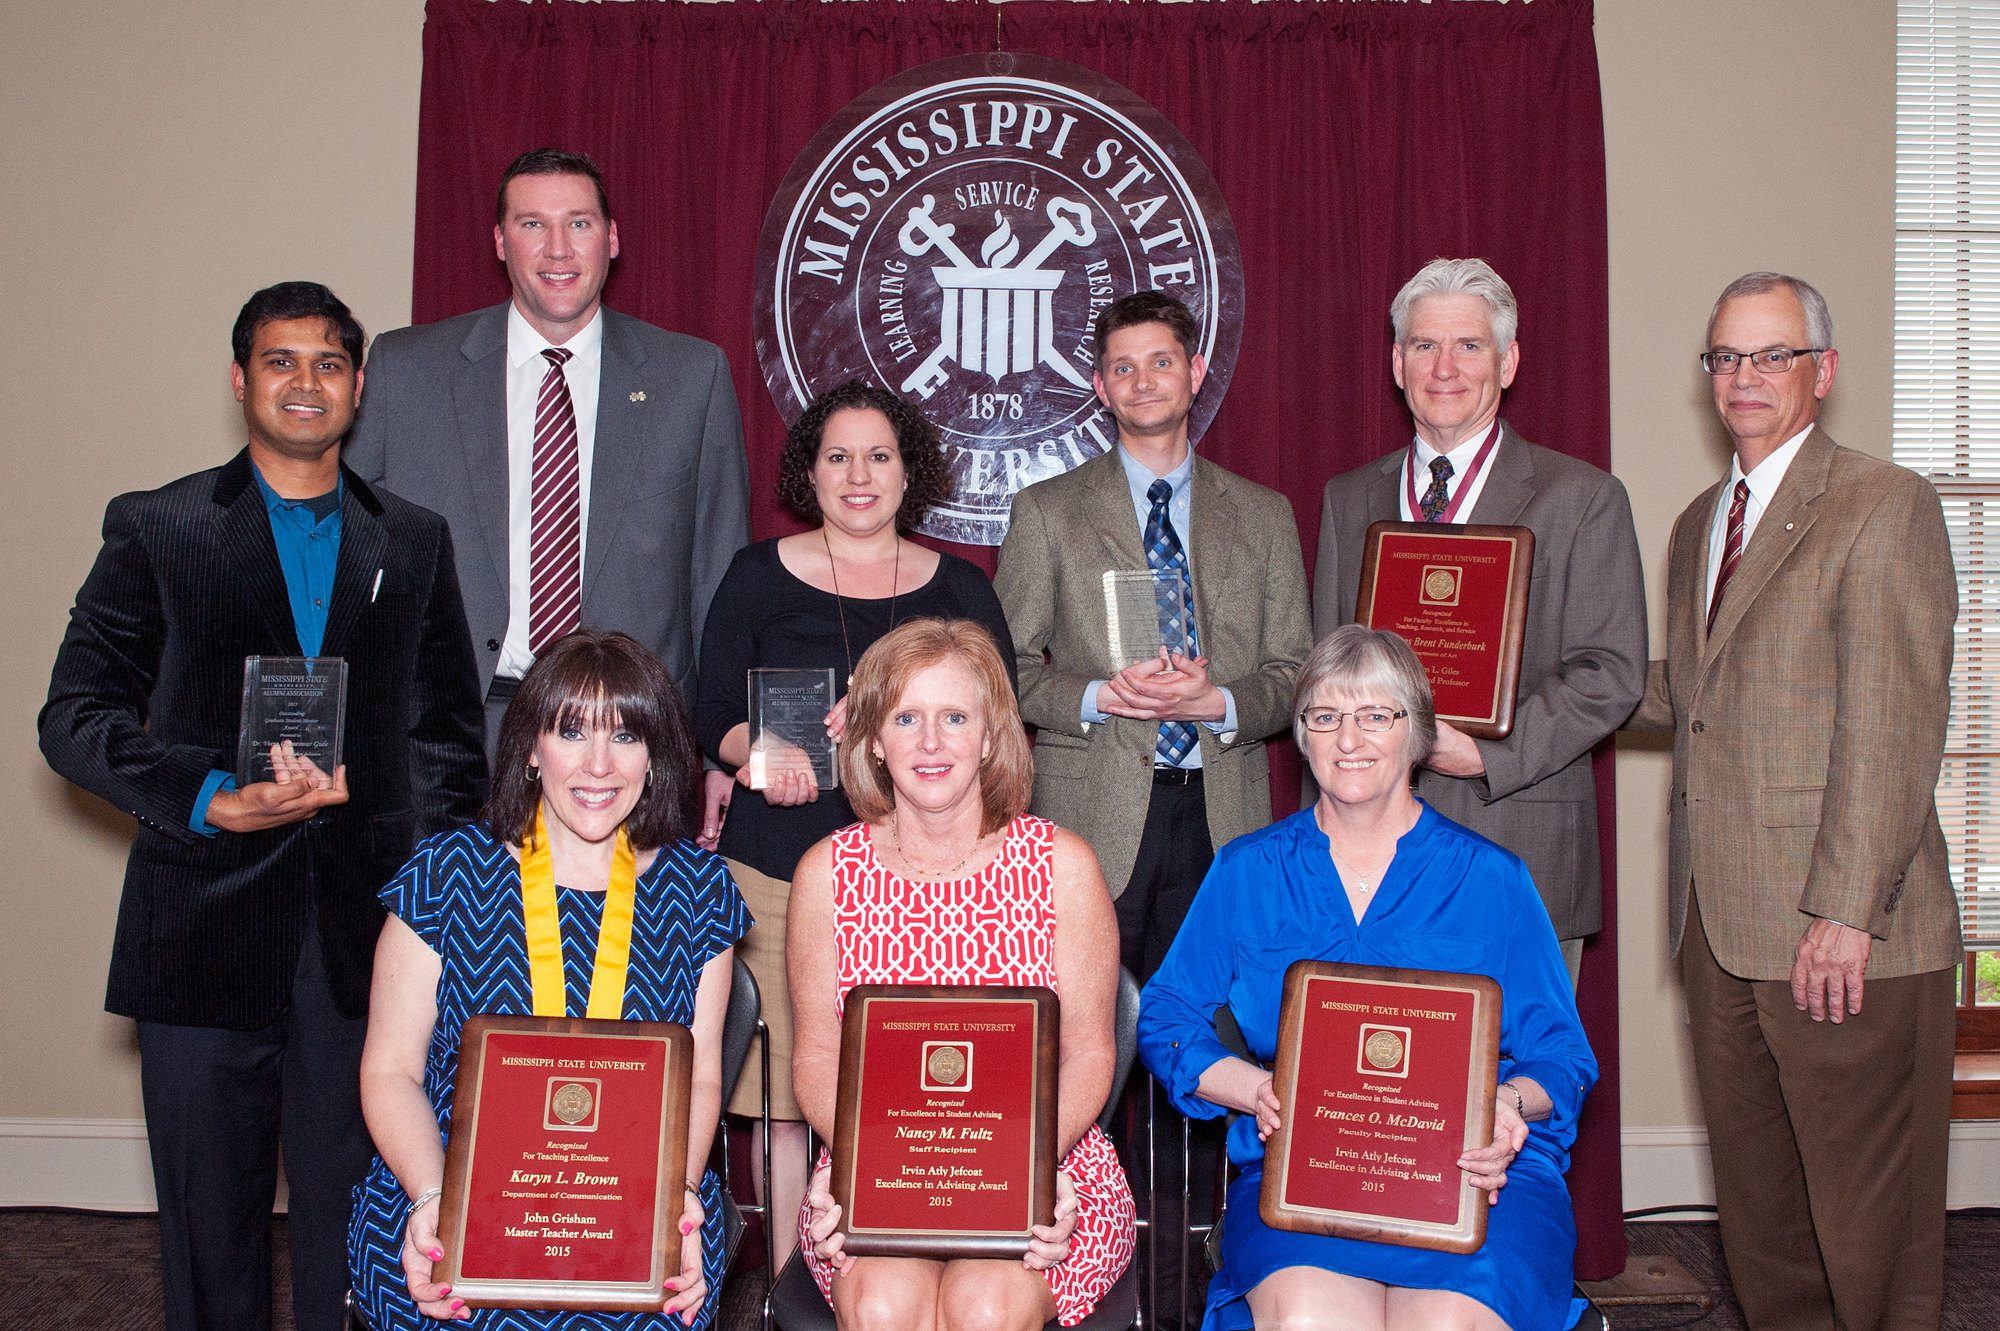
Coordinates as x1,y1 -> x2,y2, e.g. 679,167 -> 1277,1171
0,0 -> 1893,1152
0,0 -> 427,1121
1598,0 -> 1893,1129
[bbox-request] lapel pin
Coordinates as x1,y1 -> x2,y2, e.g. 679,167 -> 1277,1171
1785,522 -> 1795,530
629,390 -> 646,402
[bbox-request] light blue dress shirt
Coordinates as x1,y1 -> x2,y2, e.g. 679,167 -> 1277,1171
1079,444 -> 1238,763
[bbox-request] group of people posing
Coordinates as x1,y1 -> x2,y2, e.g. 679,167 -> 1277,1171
40,147 -> 1961,1331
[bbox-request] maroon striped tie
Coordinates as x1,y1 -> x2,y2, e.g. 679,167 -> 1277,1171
1706,479 -> 1750,634
529,347 -> 582,654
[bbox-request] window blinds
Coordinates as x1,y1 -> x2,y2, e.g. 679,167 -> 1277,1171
1898,1 -> 2000,946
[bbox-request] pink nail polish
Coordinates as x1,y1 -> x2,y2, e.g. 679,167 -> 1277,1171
681,1219 -> 695,1235
431,1249 -> 445,1261
450,1299 -> 464,1310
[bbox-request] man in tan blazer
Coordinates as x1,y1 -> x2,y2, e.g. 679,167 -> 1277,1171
1315,259 -> 1646,976
995,291 -> 1311,984
1630,273 -> 1959,1330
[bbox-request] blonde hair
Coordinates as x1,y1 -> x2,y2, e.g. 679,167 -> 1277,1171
840,619 -> 1031,836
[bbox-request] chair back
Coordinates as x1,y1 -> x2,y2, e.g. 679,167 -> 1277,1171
721,954 -> 761,1102
1099,966 -> 1142,1135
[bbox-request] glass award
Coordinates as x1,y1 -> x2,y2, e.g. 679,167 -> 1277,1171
1103,569 -> 1189,666
747,667 -> 838,790
236,656 -> 348,785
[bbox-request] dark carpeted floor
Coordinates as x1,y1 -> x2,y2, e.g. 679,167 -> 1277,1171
1,1208 -> 1993,1329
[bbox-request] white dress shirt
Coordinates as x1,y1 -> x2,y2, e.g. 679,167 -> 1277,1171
1398,422 -> 1503,523
1705,424 -> 1813,615
498,304 -> 604,680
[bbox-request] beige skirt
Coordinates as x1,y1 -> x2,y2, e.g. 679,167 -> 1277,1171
725,857 -> 802,1121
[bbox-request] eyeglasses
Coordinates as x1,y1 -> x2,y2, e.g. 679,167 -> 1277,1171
1298,706 -> 1408,734
1699,348 -> 1825,375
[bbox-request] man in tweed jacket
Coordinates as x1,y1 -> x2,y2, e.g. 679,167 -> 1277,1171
1629,273 -> 1959,1330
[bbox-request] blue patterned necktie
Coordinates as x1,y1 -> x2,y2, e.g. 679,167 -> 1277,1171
1418,454 -> 1455,522
1145,479 -> 1201,766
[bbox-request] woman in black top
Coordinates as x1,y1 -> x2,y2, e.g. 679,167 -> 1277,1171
692,381 -> 1016,1267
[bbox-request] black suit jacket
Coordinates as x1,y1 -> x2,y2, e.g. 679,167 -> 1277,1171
40,452 -> 487,1028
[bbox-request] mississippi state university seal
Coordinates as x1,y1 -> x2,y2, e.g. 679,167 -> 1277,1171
1363,1030 -> 1406,1072
756,53 -> 1243,544
546,1079 -> 598,1131
920,1040 -> 974,1092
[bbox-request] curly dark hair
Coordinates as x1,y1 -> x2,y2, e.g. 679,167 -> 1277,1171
775,381 -> 950,532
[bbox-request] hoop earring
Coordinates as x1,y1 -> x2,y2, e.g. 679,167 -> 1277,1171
525,765 -> 540,782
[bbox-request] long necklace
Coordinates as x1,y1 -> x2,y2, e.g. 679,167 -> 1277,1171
891,815 -> 979,879
822,528 -> 899,685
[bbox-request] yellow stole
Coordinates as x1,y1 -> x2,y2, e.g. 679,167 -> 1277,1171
518,807 -> 638,1020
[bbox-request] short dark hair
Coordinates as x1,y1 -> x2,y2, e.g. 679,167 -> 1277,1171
1091,290 -> 1201,375
776,380 -> 950,532
231,283 -> 365,370
484,631 -> 699,852
496,148 -> 612,227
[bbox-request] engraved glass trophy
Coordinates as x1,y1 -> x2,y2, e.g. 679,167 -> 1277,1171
236,657 -> 348,784
1103,570 -> 1189,667
747,668 -> 838,790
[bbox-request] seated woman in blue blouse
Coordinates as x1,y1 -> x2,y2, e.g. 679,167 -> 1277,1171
1138,625 -> 1597,1331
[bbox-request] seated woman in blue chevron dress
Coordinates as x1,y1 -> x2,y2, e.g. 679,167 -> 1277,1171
348,631 -> 749,1329
1138,626 -> 1598,1331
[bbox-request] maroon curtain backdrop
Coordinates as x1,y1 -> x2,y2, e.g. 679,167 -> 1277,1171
411,0 -> 1624,1278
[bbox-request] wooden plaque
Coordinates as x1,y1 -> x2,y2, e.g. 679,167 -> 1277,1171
831,985 -> 1059,1259
1353,521 -> 1534,740
1260,960 -> 1502,1254
437,1014 -> 693,1311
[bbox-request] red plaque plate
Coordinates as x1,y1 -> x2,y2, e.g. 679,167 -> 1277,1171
831,986 -> 1059,1259
1354,521 -> 1533,740
1260,961 -> 1501,1253
437,1015 -> 692,1311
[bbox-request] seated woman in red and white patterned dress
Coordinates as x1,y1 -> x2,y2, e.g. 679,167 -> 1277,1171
788,618 -> 1136,1330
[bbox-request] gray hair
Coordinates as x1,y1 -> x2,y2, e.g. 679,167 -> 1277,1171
1706,272 -> 1834,352
1390,258 -> 1519,349
1293,625 -> 1438,769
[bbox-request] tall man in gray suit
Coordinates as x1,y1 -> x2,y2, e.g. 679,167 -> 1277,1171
1629,274 -> 1959,1331
1314,259 -> 1646,973
996,290 -> 1312,984
347,148 -> 750,765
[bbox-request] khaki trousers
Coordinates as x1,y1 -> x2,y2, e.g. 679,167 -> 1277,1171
1681,895 -> 1953,1331
725,857 -> 803,1121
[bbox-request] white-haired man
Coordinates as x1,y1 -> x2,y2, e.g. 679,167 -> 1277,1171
1313,258 -> 1646,973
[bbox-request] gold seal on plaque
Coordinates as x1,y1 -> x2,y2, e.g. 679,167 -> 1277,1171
551,1082 -> 595,1125
1422,568 -> 1459,603
1363,1030 -> 1405,1070
926,1045 -> 967,1086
